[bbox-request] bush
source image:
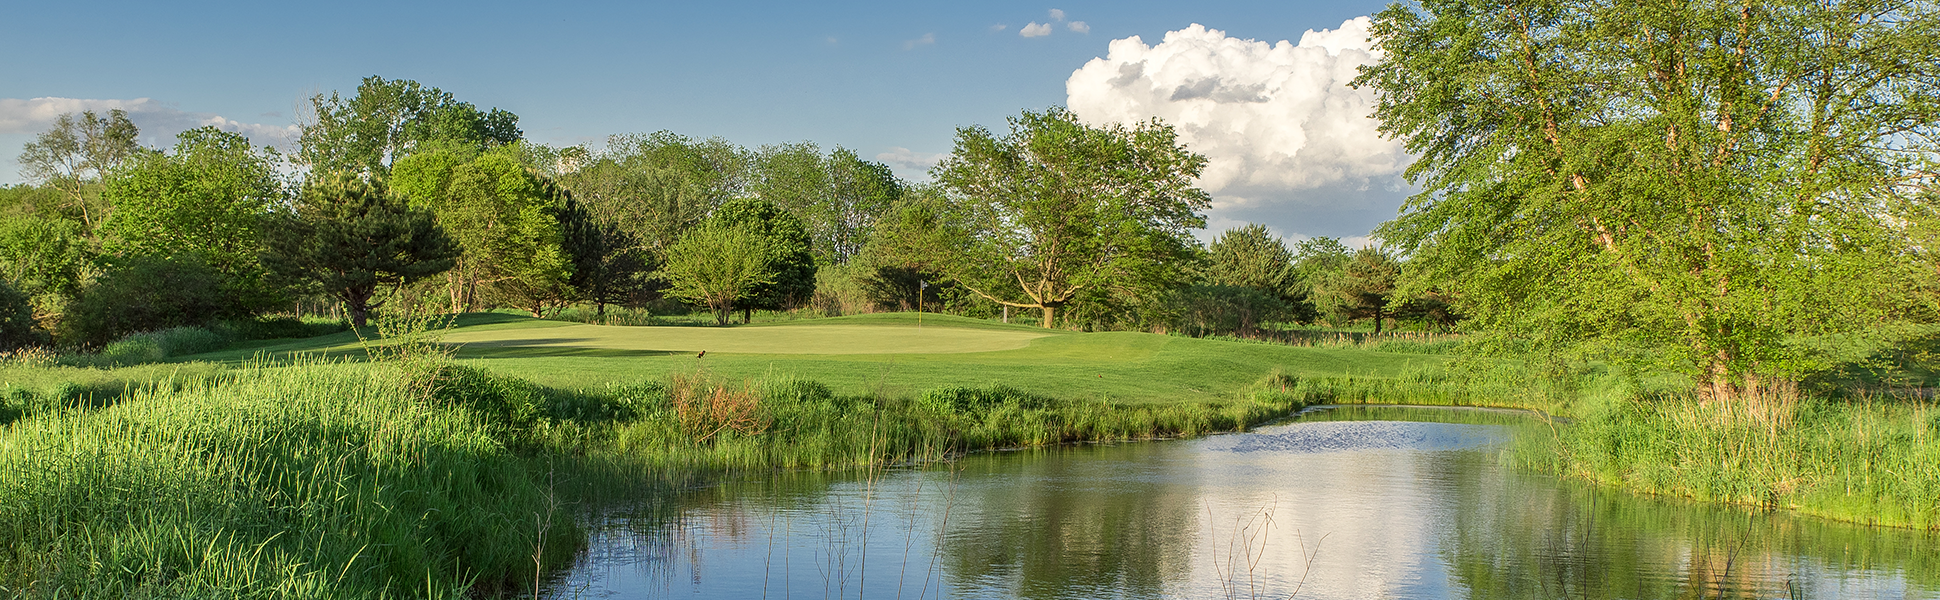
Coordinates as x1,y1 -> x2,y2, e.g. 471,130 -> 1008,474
0,278 -> 48,351
1170,284 -> 1290,337
920,385 -> 1052,414
222,315 -> 350,340
63,254 -> 229,348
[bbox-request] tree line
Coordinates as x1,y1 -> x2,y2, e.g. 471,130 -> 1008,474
11,0 -> 1929,411
1,76 -> 1440,351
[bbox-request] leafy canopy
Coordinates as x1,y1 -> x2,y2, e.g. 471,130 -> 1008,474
1356,0 -> 1940,399
923,107 -> 1211,328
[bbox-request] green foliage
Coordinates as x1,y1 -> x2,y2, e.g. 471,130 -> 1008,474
0,184 -> 67,220
64,254 -> 229,348
1206,224 -> 1299,301
924,107 -> 1211,328
0,215 -> 88,325
15,109 -> 141,230
749,143 -> 903,264
561,194 -> 649,317
1170,284 -> 1289,338
657,223 -> 776,326
101,127 -> 287,313
0,363 -> 572,596
1357,0 -> 1940,397
262,174 -> 458,327
919,385 -> 1052,415
1312,247 -> 1400,333
560,131 -> 750,264
0,279 -> 47,351
298,75 -> 520,175
392,145 -> 575,316
1534,395 -> 1940,529
708,197 -> 817,317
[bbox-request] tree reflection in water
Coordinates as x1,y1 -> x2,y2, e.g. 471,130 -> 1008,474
549,407 -> 1940,600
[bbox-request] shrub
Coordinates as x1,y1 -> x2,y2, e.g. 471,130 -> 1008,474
920,385 -> 1053,415
0,277 -> 48,351
63,254 -> 229,348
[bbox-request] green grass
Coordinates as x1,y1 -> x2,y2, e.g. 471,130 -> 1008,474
0,361 -> 577,598
1523,392 -> 1940,530
179,312 -> 1455,405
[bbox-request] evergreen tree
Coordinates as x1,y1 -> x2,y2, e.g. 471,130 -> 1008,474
263,175 -> 457,327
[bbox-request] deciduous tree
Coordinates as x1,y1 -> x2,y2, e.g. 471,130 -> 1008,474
1357,0 -> 1940,407
658,224 -> 774,326
298,76 -> 520,176
925,107 -> 1210,328
17,109 -> 142,230
708,198 -> 815,321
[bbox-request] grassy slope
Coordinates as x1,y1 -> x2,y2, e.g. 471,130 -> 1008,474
179,313 -> 1445,404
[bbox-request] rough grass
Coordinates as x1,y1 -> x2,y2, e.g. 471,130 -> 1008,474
0,361 -> 576,598
1523,392 -> 1940,530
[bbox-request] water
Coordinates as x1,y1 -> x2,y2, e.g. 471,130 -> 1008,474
549,406 -> 1939,599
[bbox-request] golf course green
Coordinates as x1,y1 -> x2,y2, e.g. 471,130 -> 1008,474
186,312 -> 1448,404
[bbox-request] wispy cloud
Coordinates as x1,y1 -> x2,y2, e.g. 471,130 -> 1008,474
1068,21 -> 1090,33
876,146 -> 943,174
903,32 -> 935,50
989,24 -> 1008,32
0,97 -> 297,150
1049,8 -> 1066,21
1019,22 -> 1053,38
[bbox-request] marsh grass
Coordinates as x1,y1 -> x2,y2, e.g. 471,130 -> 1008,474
1523,390 -> 1940,530
0,361 -> 580,598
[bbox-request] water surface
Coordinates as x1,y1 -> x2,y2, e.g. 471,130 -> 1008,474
550,406 -> 1938,599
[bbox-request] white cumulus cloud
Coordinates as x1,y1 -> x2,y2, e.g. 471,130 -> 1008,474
1068,21 -> 1090,33
1049,8 -> 1066,21
1065,19 -> 1411,239
1020,22 -> 1053,38
0,96 -> 298,149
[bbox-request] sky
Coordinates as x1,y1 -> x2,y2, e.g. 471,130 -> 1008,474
0,0 -> 1405,243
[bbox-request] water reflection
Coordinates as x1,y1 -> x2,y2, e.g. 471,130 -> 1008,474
550,406 -> 1938,599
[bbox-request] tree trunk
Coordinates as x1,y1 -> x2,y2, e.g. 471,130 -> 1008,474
1041,304 -> 1056,329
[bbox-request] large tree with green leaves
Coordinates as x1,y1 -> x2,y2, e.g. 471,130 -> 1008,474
392,146 -> 574,316
17,109 -> 142,231
748,144 -> 903,265
1207,224 -> 1300,303
100,127 -> 286,312
263,175 -> 457,327
1358,0 -> 1940,408
560,132 -> 749,264
1312,247 -> 1400,333
0,216 -> 88,327
298,76 -> 520,176
707,197 -> 815,321
658,223 -> 774,326
922,107 -> 1210,328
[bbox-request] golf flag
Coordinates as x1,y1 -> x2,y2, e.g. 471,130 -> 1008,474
919,280 -> 929,290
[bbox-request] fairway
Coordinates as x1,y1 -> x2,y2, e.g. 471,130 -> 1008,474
440,321 -> 1054,354
185,312 -> 1447,404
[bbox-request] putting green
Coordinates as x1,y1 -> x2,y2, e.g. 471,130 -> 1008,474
439,321 -> 1055,355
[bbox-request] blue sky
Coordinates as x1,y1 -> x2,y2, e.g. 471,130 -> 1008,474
1,0 -> 1404,240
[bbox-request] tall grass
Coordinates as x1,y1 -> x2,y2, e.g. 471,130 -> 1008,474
597,371 -> 1313,472
1523,391 -> 1940,530
0,362 -> 576,598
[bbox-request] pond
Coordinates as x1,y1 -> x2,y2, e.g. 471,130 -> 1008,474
547,406 -> 1938,599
